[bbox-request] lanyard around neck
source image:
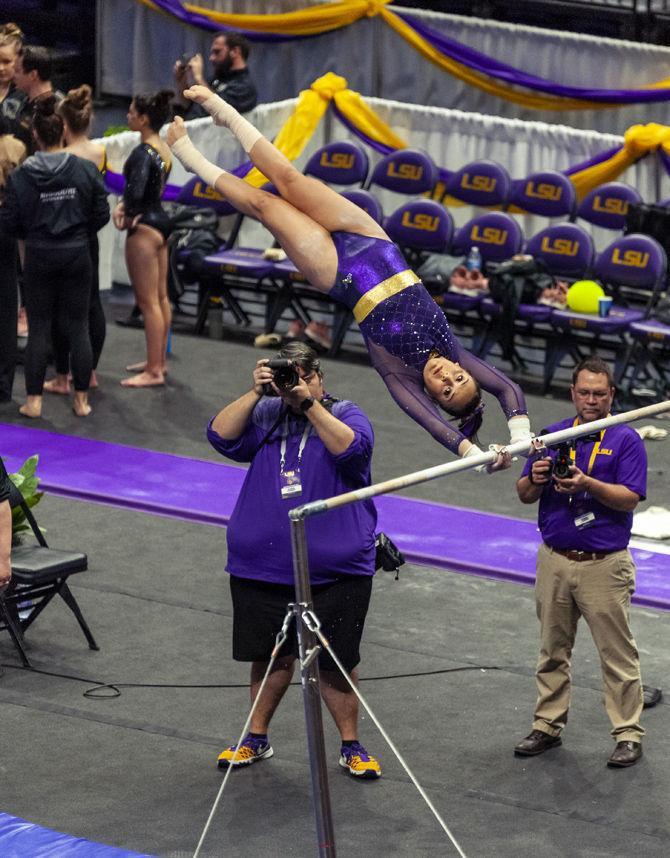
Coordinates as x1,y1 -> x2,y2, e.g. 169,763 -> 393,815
570,416 -> 607,476
280,418 -> 311,474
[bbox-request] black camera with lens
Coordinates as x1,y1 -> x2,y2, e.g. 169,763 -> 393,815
262,359 -> 300,396
552,443 -> 572,479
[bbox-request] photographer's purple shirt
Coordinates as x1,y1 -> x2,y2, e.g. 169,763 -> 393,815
208,398 -> 377,585
521,417 -> 647,552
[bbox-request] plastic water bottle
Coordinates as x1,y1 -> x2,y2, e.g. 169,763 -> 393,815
466,245 -> 482,271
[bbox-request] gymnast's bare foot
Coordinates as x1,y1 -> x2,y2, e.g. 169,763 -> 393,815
89,370 -> 99,389
120,370 -> 165,388
19,396 -> 42,418
73,392 -> 92,417
44,375 -> 70,395
125,361 -> 168,375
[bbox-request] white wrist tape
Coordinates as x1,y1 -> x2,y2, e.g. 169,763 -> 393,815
462,444 -> 484,459
462,443 -> 490,474
508,415 -> 532,445
202,93 -> 262,153
202,93 -> 232,126
171,136 -> 224,188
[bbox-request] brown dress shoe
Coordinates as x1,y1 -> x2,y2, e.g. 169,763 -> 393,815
514,729 -> 562,756
607,741 -> 642,768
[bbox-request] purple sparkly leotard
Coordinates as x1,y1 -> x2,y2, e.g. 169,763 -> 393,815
327,231 -> 526,453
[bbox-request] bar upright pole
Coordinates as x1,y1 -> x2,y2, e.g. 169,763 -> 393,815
290,514 -> 337,857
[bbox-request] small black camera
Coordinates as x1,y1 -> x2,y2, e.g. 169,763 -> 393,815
552,443 -> 572,479
178,52 -> 195,70
262,359 -> 300,396
375,532 -> 405,577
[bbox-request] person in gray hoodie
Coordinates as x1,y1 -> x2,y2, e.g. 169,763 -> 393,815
0,95 -> 109,418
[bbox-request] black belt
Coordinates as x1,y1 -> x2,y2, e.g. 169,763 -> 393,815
548,545 -> 619,562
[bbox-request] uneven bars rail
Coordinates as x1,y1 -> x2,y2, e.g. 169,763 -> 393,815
290,400 -> 670,520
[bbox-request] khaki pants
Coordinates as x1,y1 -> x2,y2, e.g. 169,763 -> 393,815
533,543 -> 644,743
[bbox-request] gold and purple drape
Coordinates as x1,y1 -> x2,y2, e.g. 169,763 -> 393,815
137,0 -> 670,110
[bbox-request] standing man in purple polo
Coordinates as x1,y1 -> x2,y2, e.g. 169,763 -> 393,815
514,356 -> 647,768
207,341 -> 381,779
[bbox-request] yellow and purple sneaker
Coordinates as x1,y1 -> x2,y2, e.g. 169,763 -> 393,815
339,741 -> 381,779
217,734 -> 274,769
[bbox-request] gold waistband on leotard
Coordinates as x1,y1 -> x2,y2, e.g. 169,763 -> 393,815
353,269 -> 421,324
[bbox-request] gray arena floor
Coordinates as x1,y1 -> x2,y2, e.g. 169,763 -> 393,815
0,314 -> 668,857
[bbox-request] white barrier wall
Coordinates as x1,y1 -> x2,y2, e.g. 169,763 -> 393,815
99,96 -> 661,289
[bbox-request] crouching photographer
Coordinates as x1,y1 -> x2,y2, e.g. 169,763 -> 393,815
207,341 -> 382,778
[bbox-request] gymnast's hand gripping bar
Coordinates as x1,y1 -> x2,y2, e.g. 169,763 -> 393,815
290,400 -> 670,520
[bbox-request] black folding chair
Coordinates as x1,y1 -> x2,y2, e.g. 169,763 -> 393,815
0,483 -> 99,667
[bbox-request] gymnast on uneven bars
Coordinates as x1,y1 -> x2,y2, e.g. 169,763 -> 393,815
166,86 -> 534,470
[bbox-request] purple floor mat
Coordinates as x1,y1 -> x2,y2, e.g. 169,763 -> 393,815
0,812 -> 154,857
2,423 -> 669,610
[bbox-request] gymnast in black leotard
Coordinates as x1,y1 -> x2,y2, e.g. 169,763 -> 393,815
123,141 -> 171,239
113,90 -> 173,388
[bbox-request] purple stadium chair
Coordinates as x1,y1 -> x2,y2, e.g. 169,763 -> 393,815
451,211 -> 524,263
622,319 -> 670,400
477,223 -> 594,362
508,171 -> 576,218
175,175 -> 237,217
576,182 -> 642,231
525,222 -> 595,279
546,233 -> 667,387
190,181 -> 284,334
384,199 -> 453,256
444,160 -> 511,208
304,140 -> 369,187
366,149 -> 437,196
445,212 -> 522,353
340,189 -> 384,224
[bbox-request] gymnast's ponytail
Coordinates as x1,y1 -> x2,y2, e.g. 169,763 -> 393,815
133,89 -> 174,132
59,84 -> 93,134
456,399 -> 485,441
31,95 -> 64,149
446,384 -> 485,441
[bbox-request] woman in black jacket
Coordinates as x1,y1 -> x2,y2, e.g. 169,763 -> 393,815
44,84 -> 108,396
0,96 -> 109,418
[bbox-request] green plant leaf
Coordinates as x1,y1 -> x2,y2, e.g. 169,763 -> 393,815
9,455 -> 43,538
16,455 -> 38,480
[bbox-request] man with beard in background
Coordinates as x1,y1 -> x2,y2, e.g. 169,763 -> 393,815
173,31 -> 257,119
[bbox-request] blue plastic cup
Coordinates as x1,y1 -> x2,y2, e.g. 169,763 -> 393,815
598,296 -> 613,317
